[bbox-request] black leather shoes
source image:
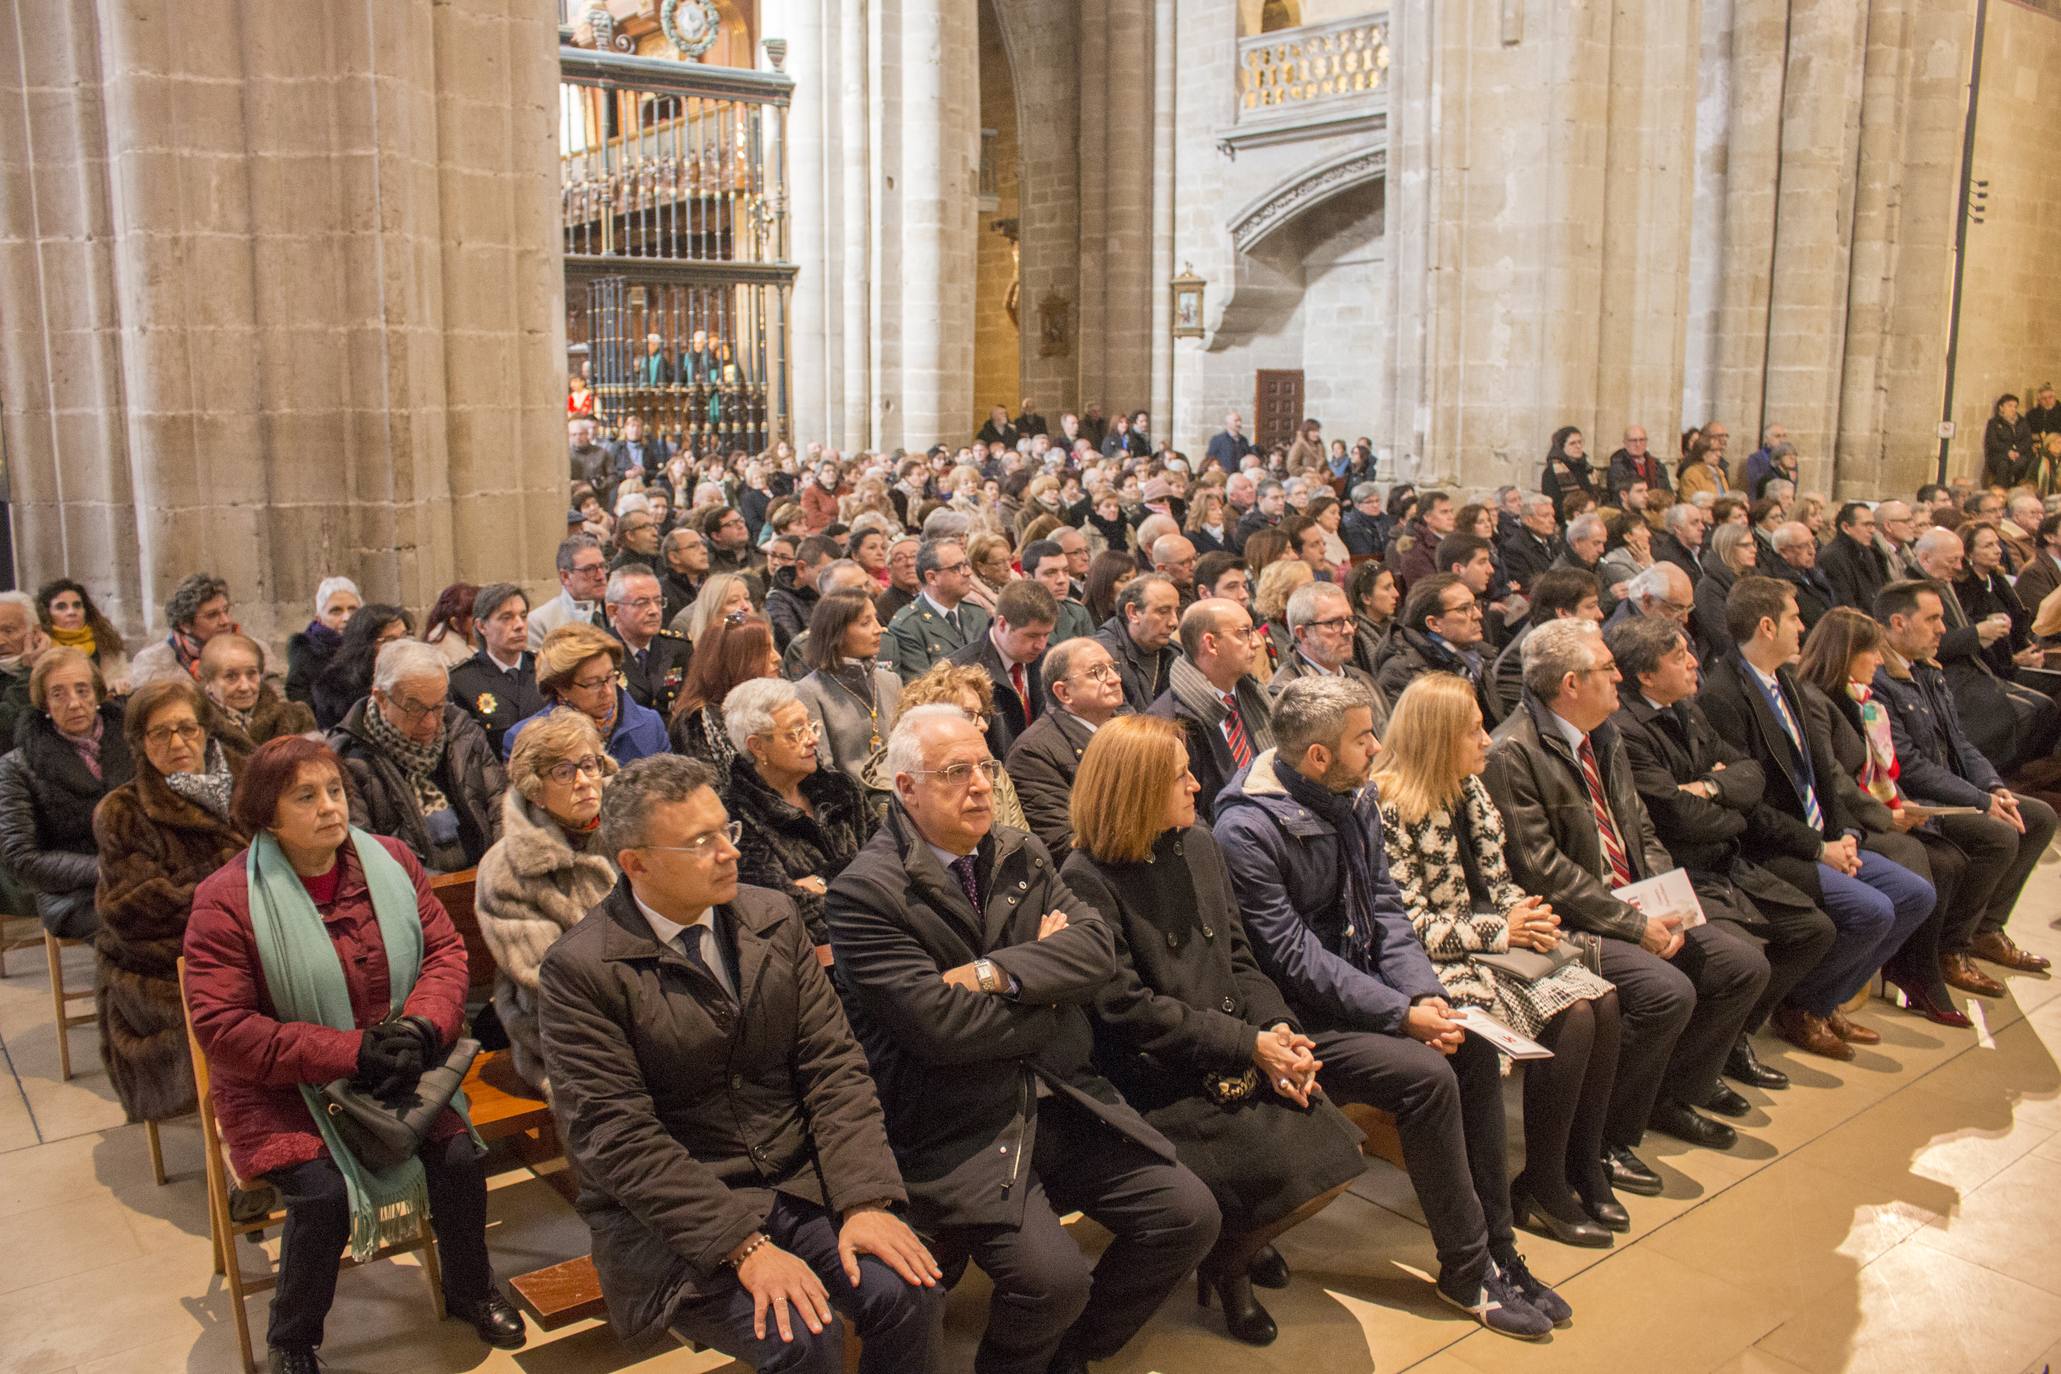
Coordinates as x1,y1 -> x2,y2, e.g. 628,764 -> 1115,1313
1725,1038 -> 1790,1090
1248,1243 -> 1290,1290
267,1347 -> 320,1374
1509,1175 -> 1613,1248
1703,1082 -> 1752,1118
450,1290 -> 527,1349
1581,1190 -> 1631,1232
1604,1146 -> 1663,1196
1197,1265 -> 1278,1345
1650,1100 -> 1737,1149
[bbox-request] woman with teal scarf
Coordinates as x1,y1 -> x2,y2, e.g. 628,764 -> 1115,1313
184,736 -> 525,1374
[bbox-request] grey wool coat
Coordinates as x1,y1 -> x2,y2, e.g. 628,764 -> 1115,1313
475,786 -> 617,1093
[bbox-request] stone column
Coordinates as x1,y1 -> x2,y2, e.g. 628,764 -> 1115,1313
0,0 -> 564,650
764,0 -> 833,443
893,0 -> 978,449
841,0 -> 877,448
1101,0 -> 1156,419
1148,0 -> 1177,450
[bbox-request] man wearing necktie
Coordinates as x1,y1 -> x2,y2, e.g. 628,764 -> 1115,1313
1697,577 -> 1935,1062
605,566 -> 694,720
948,580 -> 1057,759
537,755 -> 943,1371
1485,618 -> 1770,1191
885,539 -> 992,683
1148,599 -> 1279,821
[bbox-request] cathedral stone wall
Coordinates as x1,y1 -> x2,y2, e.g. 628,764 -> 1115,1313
0,0 -> 565,651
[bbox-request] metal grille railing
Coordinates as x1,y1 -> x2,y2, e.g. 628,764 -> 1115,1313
1237,14 -> 1390,120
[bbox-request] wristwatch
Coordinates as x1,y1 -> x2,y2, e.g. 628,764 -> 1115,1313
974,958 -> 1001,995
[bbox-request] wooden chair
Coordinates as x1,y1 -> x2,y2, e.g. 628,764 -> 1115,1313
0,912 -> 40,977
428,868 -> 491,999
46,932 -> 95,1081
178,959 -> 445,1374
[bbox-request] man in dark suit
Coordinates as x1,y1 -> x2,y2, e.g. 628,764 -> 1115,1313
946,580 -> 1056,760
1093,574 -> 1181,712
1695,576 -> 1935,1061
827,708 -> 1219,1374
1606,614 -> 1834,1097
449,582 -> 546,756
605,565 -> 694,721
1149,599 -> 1278,821
537,754 -> 943,1370
1008,636 -> 1127,856
1489,568 -> 1603,725
658,527 -> 711,627
1652,503 -> 1707,584
1817,502 -> 1891,611
1763,523 -> 1839,634
606,413 -> 668,498
1498,493 -> 1562,598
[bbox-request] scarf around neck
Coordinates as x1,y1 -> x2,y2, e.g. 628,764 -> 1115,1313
57,712 -> 106,780
47,623 -> 97,658
362,703 -> 452,818
1274,758 -> 1378,973
165,739 -> 236,818
1847,680 -> 1902,806
244,828 -> 476,1259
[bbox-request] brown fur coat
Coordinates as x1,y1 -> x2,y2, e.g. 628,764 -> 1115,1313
93,766 -> 249,1122
205,686 -> 317,754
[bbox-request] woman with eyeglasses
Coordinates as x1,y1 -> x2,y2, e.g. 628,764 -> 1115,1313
0,647 -> 134,939
722,677 -> 870,950
504,622 -> 669,768
476,710 -> 620,1094
93,676 -> 250,1124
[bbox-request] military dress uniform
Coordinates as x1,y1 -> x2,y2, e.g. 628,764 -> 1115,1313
615,628 -> 694,721
884,596 -> 991,684
449,650 -> 546,757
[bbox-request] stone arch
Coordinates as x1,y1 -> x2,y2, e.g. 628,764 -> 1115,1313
1227,144 -> 1386,256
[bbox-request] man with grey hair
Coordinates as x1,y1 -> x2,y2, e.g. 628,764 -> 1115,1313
1653,504 -> 1706,583
659,524 -> 712,625
1343,481 -> 1385,559
1553,513 -> 1607,577
529,534 -> 611,650
1151,598 -> 1281,820
1214,675 -> 1565,1338
538,753 -> 944,1371
1223,472 -> 1260,552
1486,618 -> 1767,1176
0,591 -> 45,743
1095,573 -> 1181,712
878,534 -> 924,624
450,583 -> 542,754
1603,562 -> 1697,641
885,538 -> 990,682
828,705 -> 1219,1374
1607,424 -> 1670,500
1270,581 -> 1378,700
1132,513 -> 1180,573
1874,499 -> 1920,580
1007,636 -> 1128,854
330,637 -> 505,872
607,563 -> 693,718
129,571 -> 237,684
2000,493 -> 2045,569
1912,527 -> 2061,771
1498,492 -> 1562,597
1764,522 -> 1837,632
1744,422 -> 1789,497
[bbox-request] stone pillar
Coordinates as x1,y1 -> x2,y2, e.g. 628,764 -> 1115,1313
893,0 -> 978,450
841,0 -> 877,448
1100,0 -> 1156,419
993,0 -> 1080,419
764,0 -> 833,444
1148,0 -> 1177,451
0,0 -> 564,651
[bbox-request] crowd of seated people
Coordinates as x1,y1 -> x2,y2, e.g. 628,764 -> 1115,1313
2,414 -> 2059,1373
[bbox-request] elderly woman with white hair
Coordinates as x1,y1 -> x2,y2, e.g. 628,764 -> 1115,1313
474,710 -> 618,1093
721,676 -> 871,948
328,638 -> 506,872
286,576 -> 362,706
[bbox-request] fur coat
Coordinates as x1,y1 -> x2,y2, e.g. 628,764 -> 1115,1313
474,785 -> 616,1092
725,755 -> 872,945
1377,772 -> 1610,1038
93,763 -> 250,1122
204,685 -> 317,754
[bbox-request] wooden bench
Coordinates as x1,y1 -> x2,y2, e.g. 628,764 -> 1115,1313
1343,1103 -> 1405,1170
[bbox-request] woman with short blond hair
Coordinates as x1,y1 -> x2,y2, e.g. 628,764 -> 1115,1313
898,662 -> 1029,831
475,710 -> 618,1092
1065,715 -> 1364,1345
1372,674 -> 1621,1246
1252,560 -> 1313,678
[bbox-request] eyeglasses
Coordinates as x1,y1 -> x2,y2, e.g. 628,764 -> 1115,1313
544,754 -> 606,785
642,821 -> 743,858
909,758 -> 1004,789
1437,599 -> 1482,617
386,695 -> 447,721
146,721 -> 205,746
758,721 -> 820,747
1071,663 -> 1120,683
1305,616 -> 1354,632
934,560 -> 970,575
612,595 -> 664,612
570,560 -> 607,577
569,674 -> 617,694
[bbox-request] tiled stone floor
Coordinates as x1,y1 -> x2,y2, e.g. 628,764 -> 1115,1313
7,851 -> 2061,1374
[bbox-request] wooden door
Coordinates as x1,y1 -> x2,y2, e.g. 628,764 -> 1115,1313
1254,370 -> 1304,453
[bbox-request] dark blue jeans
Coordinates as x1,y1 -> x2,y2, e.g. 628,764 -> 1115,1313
667,1193 -> 943,1374
1787,851 -> 1935,1016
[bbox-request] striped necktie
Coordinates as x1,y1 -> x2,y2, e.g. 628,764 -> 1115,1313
1222,693 -> 1254,768
1762,679 -> 1826,830
1576,735 -> 1634,886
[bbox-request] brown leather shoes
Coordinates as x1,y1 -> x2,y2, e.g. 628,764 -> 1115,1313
1941,953 -> 2006,998
1827,1009 -> 1881,1045
1969,930 -> 2052,974
1772,1007 -> 1855,1061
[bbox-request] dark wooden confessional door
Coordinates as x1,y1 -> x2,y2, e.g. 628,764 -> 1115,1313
1254,370 -> 1304,453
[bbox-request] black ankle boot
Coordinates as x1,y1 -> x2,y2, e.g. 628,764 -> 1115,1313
1197,1265 -> 1278,1345
1247,1243 -> 1290,1290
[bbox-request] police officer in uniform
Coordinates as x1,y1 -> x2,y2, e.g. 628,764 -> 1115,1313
449,582 -> 546,756
606,563 -> 694,720
883,538 -> 990,683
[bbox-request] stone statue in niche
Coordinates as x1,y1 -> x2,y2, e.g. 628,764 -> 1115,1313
1037,292 -> 1071,359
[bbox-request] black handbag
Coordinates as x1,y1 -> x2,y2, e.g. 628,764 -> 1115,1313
320,1037 -> 480,1171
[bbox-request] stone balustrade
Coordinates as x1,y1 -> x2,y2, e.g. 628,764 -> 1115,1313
1236,12 -> 1390,122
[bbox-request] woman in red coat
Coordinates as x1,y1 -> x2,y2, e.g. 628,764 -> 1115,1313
184,736 -> 525,1374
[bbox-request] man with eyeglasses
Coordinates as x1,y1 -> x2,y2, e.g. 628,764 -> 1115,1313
449,584 -> 544,757
528,534 -> 611,652
702,505 -> 761,579
1267,582 -> 1383,707
1149,598 -> 1281,821
611,509 -> 663,571
330,638 -> 505,874
539,754 -> 944,1372
660,527 -> 713,625
1007,636 -> 1129,855
1485,619 -> 1768,1195
885,539 -> 991,683
1602,563 -> 1697,637
828,705 -> 1219,1374
1374,573 -> 1494,727
606,565 -> 694,720
877,535 -> 924,626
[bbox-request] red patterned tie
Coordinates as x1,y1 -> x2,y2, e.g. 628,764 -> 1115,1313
1222,693 -> 1254,769
1010,661 -> 1030,717
1577,735 -> 1634,886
